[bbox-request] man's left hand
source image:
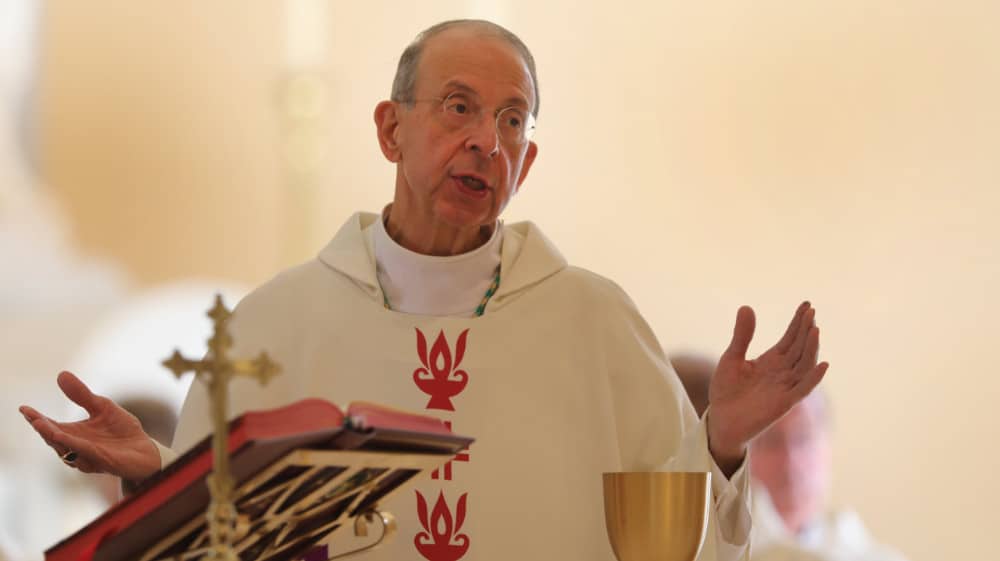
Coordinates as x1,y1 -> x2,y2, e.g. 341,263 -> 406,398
707,301 -> 829,475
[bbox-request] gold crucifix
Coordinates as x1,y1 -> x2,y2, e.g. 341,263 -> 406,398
162,294 -> 281,561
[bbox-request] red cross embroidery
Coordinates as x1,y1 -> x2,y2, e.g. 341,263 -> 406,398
432,421 -> 470,480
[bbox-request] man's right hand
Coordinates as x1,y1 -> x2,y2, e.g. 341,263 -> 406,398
19,371 -> 162,483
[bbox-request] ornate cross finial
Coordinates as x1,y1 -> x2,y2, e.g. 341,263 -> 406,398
163,294 -> 281,561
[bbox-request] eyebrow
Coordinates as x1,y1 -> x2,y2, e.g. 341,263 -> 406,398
440,80 -> 530,109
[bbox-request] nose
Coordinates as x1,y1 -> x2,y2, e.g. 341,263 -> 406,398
464,114 -> 500,158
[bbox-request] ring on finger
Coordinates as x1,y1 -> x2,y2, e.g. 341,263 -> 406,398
60,450 -> 78,466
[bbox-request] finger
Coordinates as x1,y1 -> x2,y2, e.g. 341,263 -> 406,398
57,371 -> 106,417
23,408 -> 60,441
792,327 -> 821,376
22,405 -> 86,438
23,414 -> 101,471
37,417 -> 107,470
70,456 -> 99,474
21,405 -> 76,442
790,362 -> 829,403
775,301 -> 810,353
56,445 -> 100,474
723,306 -> 756,362
785,308 -> 816,365
21,408 -> 85,459
25,415 -> 72,456
19,405 -> 46,424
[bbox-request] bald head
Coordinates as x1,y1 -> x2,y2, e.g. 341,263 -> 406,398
391,19 -> 540,118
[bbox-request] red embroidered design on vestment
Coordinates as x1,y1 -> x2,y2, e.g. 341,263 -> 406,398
414,491 -> 470,561
413,328 -> 470,411
412,329 -> 472,560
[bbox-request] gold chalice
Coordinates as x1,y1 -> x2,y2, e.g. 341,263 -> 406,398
602,472 -> 711,561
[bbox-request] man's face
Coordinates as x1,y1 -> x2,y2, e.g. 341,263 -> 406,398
382,29 -> 538,231
750,397 -> 831,534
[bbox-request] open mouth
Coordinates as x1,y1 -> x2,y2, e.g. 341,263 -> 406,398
458,175 -> 488,192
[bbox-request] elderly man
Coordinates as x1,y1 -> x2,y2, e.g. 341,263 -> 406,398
751,393 -> 908,561
21,20 -> 828,561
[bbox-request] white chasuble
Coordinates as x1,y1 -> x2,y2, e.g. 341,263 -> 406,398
172,212 -> 748,561
750,488 -> 908,561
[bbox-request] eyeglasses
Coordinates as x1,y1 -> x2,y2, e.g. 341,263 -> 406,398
405,91 -> 537,146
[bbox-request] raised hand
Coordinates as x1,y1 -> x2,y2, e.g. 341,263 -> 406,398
19,371 -> 162,482
707,302 -> 829,474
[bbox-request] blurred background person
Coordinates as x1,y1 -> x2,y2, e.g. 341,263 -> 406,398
671,354 -> 908,561
751,392 -> 908,561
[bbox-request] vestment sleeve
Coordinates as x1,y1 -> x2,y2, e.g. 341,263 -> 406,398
601,283 -> 751,561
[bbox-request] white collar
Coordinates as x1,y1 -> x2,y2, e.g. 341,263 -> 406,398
370,209 -> 503,317
318,212 -> 568,312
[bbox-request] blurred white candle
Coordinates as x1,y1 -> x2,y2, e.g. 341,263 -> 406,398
285,0 -> 329,69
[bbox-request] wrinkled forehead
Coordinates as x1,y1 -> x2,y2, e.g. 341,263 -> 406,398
416,29 -> 535,109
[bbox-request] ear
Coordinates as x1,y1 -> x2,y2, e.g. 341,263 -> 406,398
374,100 -> 402,162
514,140 -> 539,192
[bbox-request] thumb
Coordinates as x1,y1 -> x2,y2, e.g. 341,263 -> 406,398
723,306 -> 756,362
57,371 -> 105,417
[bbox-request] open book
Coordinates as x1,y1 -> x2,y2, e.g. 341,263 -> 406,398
46,399 -> 473,561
